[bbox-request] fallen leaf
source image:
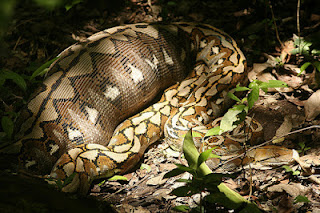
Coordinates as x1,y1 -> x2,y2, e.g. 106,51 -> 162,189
267,183 -> 308,198
272,115 -> 293,143
304,90 -> 320,121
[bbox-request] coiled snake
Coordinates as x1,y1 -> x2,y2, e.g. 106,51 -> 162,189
4,22 -> 249,194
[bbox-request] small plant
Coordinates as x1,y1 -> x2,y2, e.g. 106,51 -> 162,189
297,141 -> 311,155
282,165 -> 300,176
164,130 -> 261,212
206,79 -> 288,137
0,57 -> 58,143
291,35 -> 320,74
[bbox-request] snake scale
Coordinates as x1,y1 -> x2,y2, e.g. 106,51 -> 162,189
4,22 -> 248,194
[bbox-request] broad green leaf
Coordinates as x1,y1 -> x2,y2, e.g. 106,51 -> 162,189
192,131 -> 202,137
1,116 -> 14,138
234,86 -> 250,92
294,195 -> 310,204
176,178 -> 192,183
0,69 -> 27,91
98,180 -> 105,186
164,168 -> 186,178
108,175 -> 128,181
171,185 -> 198,197
300,62 -> 312,72
314,61 -> 320,72
63,173 -> 76,186
282,165 -> 292,172
65,0 -> 83,11
183,130 -> 212,176
266,80 -> 287,88
260,80 -> 287,91
30,57 -> 59,80
197,148 -> 220,169
247,84 -> 259,109
220,107 -> 243,132
175,164 -> 195,174
183,130 -> 198,170
140,163 -> 151,172
292,170 -> 300,176
204,173 -> 225,184
205,126 -> 221,136
227,92 -> 241,102
172,205 -> 190,212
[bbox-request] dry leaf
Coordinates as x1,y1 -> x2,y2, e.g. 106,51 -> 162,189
304,90 -> 320,121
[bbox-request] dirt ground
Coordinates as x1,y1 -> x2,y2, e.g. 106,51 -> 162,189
1,0 -> 320,212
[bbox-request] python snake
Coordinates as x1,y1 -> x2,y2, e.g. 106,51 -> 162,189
4,22 -> 252,194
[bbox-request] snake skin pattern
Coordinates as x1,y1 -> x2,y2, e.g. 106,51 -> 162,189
6,23 -> 247,194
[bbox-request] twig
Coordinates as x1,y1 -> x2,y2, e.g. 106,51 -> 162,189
297,0 -> 301,37
268,0 -> 284,47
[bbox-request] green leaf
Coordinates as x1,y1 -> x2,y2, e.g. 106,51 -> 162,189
227,92 -> 242,102
182,130 -> 212,176
292,171 -> 300,176
282,165 -> 292,172
175,164 -> 196,174
205,173 -> 225,183
294,195 -> 310,204
314,61 -> 320,72
140,163 -> 151,172
266,80 -> 288,88
234,86 -> 250,92
300,62 -> 312,72
192,131 -> 202,137
30,57 -> 59,80
172,205 -> 190,212
1,116 -> 14,138
197,148 -> 219,169
0,69 -> 27,91
247,84 -> 259,109
164,168 -> 186,178
63,173 -> 76,187
183,130 -> 198,170
205,126 -> 221,136
219,106 -> 243,132
176,178 -> 192,183
171,185 -> 198,197
65,0 -> 83,11
108,175 -> 128,181
97,180 -> 105,186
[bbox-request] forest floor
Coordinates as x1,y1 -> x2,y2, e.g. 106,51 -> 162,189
1,0 -> 320,212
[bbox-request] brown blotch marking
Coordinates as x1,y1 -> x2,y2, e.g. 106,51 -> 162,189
82,158 -> 98,177
146,123 -> 161,139
96,155 -> 117,172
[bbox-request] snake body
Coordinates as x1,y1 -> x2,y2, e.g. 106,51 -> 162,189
8,23 -> 246,193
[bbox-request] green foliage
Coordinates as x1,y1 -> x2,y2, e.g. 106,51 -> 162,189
164,130 -> 261,212
297,141 -> 311,155
30,57 -> 59,80
0,69 -> 27,91
294,195 -> 310,204
0,58 -> 58,144
299,61 -> 320,73
108,175 -> 128,181
206,80 -> 287,137
64,0 -> 83,11
1,116 -> 14,139
291,35 -> 320,74
282,165 -> 300,176
54,173 -> 76,190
